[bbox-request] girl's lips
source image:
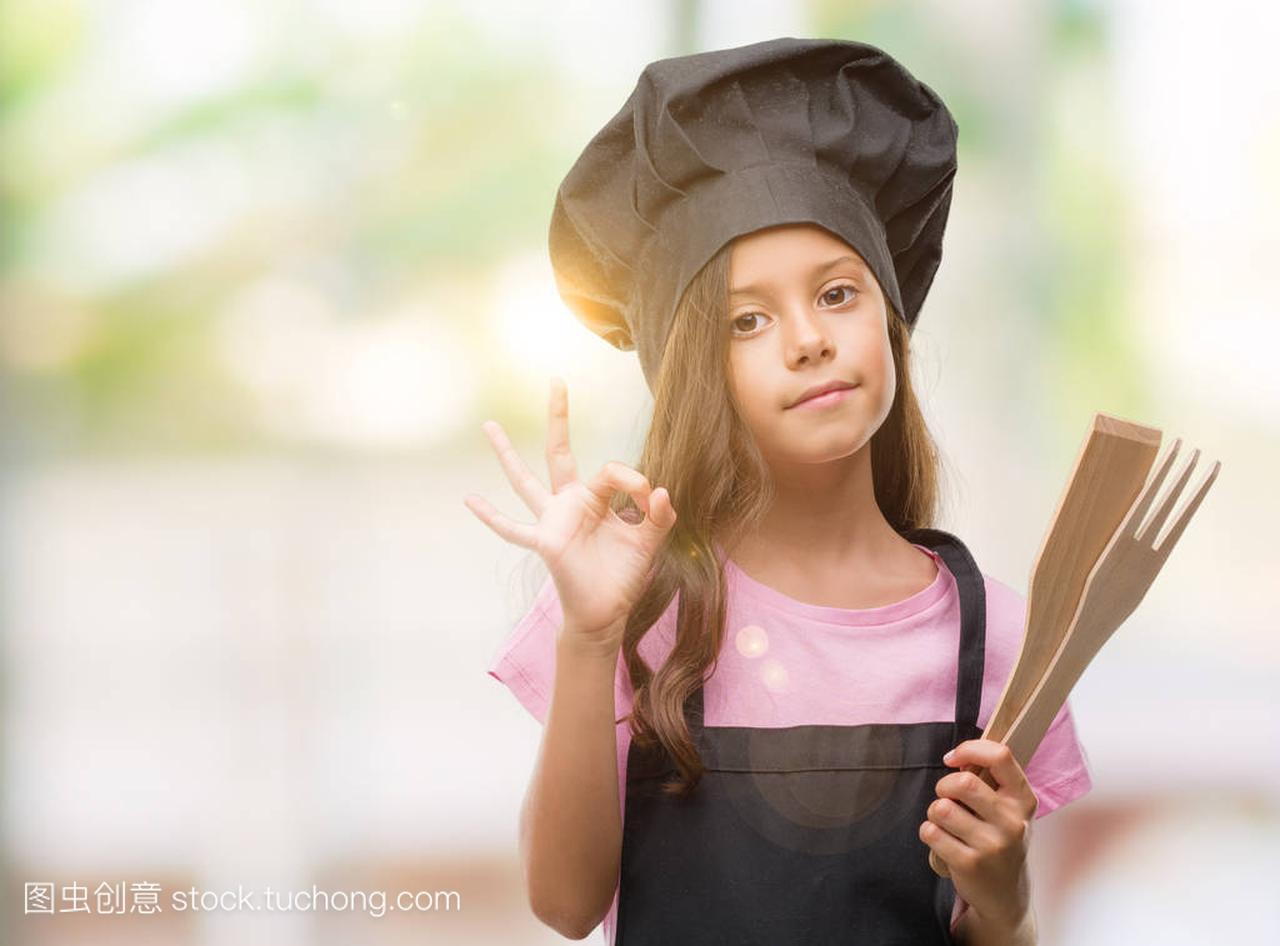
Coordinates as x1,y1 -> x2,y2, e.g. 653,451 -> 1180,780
789,385 -> 856,410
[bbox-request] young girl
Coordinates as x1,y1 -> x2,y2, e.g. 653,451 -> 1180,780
467,37 -> 1092,946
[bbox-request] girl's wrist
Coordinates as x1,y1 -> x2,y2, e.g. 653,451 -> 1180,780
557,624 -> 624,663
959,903 -> 1037,946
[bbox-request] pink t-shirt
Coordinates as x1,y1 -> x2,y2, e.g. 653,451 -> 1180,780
487,542 -> 1093,943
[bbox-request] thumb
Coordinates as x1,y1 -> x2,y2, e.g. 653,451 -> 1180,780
643,487 -> 677,536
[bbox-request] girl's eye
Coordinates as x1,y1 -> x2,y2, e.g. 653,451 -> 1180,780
730,313 -> 766,335
821,284 -> 858,306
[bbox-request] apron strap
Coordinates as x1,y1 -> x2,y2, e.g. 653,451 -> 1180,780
903,527 -> 986,732
682,528 -> 987,738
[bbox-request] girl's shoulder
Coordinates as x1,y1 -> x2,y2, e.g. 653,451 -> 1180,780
979,570 -> 1028,624
977,571 -> 1037,662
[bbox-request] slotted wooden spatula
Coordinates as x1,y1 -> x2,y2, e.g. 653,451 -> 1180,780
928,412 -> 1162,879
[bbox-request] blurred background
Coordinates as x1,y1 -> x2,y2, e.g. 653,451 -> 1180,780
2,0 -> 1278,942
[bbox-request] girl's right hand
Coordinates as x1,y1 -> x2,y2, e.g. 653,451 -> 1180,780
464,377 -> 678,654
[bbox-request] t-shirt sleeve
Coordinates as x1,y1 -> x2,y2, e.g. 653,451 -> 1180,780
485,573 -> 564,724
1023,693 -> 1093,820
485,572 -> 642,732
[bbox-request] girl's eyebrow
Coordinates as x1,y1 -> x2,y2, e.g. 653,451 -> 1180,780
729,255 -> 862,298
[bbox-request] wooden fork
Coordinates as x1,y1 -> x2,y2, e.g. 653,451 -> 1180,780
928,435 -> 1221,878
1001,437 -> 1221,769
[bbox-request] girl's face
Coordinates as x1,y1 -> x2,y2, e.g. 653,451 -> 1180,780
725,223 -> 896,467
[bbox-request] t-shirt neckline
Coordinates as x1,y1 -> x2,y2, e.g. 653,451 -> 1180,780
720,542 -> 951,626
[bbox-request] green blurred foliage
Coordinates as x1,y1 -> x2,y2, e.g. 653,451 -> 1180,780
0,5 -> 578,454
1041,0 -> 1150,431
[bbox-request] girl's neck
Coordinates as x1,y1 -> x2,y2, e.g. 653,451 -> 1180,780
731,444 -> 901,566
726,511 -> 905,575
721,509 -> 936,612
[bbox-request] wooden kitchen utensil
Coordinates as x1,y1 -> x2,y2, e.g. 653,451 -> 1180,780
984,415 -> 1165,744
929,412 -> 1162,878
1000,436 -> 1220,773
930,431 -> 1221,879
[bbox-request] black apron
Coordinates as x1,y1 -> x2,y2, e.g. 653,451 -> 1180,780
615,527 -> 987,945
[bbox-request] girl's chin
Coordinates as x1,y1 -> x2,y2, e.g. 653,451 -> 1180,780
764,435 -> 870,466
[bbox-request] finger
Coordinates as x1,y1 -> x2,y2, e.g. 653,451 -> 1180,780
462,493 -> 537,549
944,740 -> 1029,795
483,420 -> 551,516
585,461 -> 653,513
935,767 -> 1001,824
926,795 -> 992,852
641,486 -> 678,537
545,377 -> 580,494
919,819 -> 973,873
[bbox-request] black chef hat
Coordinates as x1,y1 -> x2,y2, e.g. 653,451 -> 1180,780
548,36 -> 959,392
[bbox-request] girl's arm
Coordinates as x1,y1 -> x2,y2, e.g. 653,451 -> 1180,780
519,622 -> 625,939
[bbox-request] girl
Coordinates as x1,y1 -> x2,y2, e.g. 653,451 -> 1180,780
467,37 -> 1092,946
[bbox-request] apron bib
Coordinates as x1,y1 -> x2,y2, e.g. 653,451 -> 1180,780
615,527 -> 987,945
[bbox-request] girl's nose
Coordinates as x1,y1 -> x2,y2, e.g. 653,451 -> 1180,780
785,309 -> 835,365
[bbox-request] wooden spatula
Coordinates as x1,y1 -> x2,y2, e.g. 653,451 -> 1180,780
1000,436 -> 1220,771
928,412 -> 1162,879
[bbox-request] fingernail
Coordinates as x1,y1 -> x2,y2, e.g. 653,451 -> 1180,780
943,750 -> 956,763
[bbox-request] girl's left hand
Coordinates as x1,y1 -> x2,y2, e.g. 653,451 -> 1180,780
919,739 -> 1038,929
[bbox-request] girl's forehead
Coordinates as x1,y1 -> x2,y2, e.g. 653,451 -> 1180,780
731,223 -> 862,261
729,226 -> 869,281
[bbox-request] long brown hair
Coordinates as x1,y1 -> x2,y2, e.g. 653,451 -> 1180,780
608,237 -> 948,796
